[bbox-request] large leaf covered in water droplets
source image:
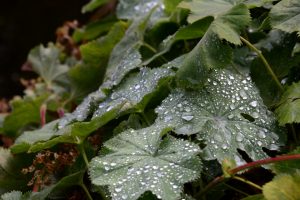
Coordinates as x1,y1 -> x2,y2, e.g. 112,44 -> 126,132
89,126 -> 201,200
157,70 -> 285,162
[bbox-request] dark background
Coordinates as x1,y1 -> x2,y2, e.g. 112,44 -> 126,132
0,0 -> 89,98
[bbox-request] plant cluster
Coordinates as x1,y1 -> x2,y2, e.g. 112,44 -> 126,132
0,0 -> 300,199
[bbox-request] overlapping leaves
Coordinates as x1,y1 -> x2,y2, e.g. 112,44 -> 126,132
89,126 -> 201,200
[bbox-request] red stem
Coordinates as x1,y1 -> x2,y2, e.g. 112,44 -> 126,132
40,104 -> 47,127
196,154 -> 300,198
230,154 -> 300,174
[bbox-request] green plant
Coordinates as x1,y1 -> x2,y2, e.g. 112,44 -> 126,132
1,0 -> 300,199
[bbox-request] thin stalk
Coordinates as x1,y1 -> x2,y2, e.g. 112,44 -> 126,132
195,154 -> 300,198
79,144 -> 89,167
233,176 -> 262,191
140,112 -> 151,126
223,183 -> 250,196
81,183 -> 93,200
141,42 -> 168,62
240,36 -> 284,91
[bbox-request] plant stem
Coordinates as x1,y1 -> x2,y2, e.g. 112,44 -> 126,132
142,42 -> 157,53
79,144 -> 90,167
230,154 -> 300,174
195,154 -> 300,198
81,183 -> 93,200
223,183 -> 250,196
140,112 -> 151,126
233,176 -> 262,190
240,36 -> 284,91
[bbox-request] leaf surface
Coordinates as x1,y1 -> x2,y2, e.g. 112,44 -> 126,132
263,172 -> 300,200
82,0 -> 109,13
89,126 -> 201,200
275,82 -> 300,125
158,70 -> 284,162
270,0 -> 300,36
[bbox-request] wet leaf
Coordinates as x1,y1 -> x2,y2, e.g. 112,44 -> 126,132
157,70 -> 284,162
102,15 -> 150,90
263,171 -> 300,200
275,82 -> 300,125
179,0 -> 251,44
117,0 -> 166,22
270,0 -> 300,36
89,125 -> 201,200
1,191 -> 30,200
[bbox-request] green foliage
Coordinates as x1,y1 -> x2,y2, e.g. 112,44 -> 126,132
89,126 -> 201,200
275,82 -> 300,125
2,0 -> 300,199
270,0 -> 300,36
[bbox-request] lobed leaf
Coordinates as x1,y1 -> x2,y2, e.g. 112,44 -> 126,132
262,171 -> 300,200
272,148 -> 300,174
89,125 -> 201,200
270,0 -> 300,36
158,70 -> 284,162
275,82 -> 300,125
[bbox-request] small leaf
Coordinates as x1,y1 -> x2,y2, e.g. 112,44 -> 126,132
275,82 -> 300,125
263,171 -> 300,200
158,70 -> 284,162
3,95 -> 48,136
179,0 -> 251,44
270,0 -> 300,36
82,0 -> 109,13
89,125 -> 201,200
28,43 -> 69,88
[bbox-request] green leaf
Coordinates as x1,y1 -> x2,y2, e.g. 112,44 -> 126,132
179,0 -> 251,44
117,0 -> 166,21
28,43 -> 69,88
176,31 -> 232,88
0,148 -> 32,194
157,70 -> 284,162
250,30 -> 300,107
275,82 -> 300,125
82,0 -> 109,13
272,148 -> 300,174
1,191 -> 30,200
69,22 -> 127,97
3,95 -> 48,136
89,125 -> 201,200
244,0 -> 276,9
12,67 -> 174,153
163,0 -> 183,13
72,16 -> 118,43
270,0 -> 300,36
263,171 -> 300,200
102,15 -> 151,90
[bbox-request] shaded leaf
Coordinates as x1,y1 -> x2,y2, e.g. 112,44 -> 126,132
275,82 -> 300,125
270,0 -> 300,36
28,43 -> 69,88
179,0 -> 251,44
176,31 -> 232,88
157,70 -> 284,162
263,171 -> 300,200
69,22 -> 127,97
82,0 -> 109,13
89,125 -> 201,200
3,95 -> 48,136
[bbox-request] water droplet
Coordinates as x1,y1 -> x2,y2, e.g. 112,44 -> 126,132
122,195 -> 128,199
115,187 -> 122,192
258,130 -> 266,139
236,134 -> 243,142
250,101 -> 258,108
257,141 -> 262,146
110,163 -> 117,166
222,144 -> 228,150
239,90 -> 248,99
228,114 -> 234,119
181,113 -> 194,121
134,84 -> 140,90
